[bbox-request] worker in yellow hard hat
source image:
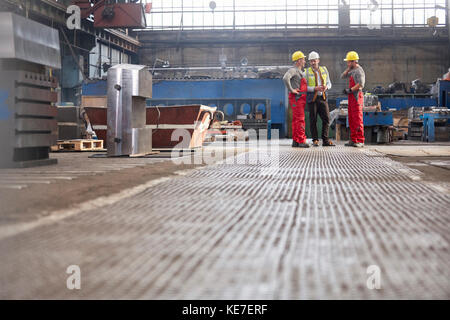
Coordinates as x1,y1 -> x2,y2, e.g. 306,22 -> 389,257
282,51 -> 309,148
341,51 -> 366,147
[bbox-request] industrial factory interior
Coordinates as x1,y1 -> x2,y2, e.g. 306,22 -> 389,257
0,0 -> 449,307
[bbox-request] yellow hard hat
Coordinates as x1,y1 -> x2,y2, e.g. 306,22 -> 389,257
292,51 -> 305,62
344,51 -> 359,61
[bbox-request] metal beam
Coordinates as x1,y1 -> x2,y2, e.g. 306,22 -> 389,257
139,27 -> 449,48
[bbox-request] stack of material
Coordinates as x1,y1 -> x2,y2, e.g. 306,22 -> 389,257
392,109 -> 409,140
364,94 -> 379,108
57,106 -> 86,140
207,120 -> 247,142
408,107 -> 425,140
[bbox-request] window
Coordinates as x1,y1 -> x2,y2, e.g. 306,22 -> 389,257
144,0 -> 447,30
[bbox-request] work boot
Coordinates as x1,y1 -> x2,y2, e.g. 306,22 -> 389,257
292,140 -> 299,147
312,140 -> 319,147
322,140 -> 336,147
344,141 -> 355,147
353,143 -> 364,148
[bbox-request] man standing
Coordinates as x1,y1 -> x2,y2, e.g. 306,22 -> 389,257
306,51 -> 335,147
283,51 -> 310,148
341,51 -> 365,148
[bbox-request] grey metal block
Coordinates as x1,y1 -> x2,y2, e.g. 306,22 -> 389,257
58,124 -> 84,140
0,14 -> 60,168
0,12 -> 61,69
107,64 -> 153,157
16,118 -> 57,132
15,133 -> 57,148
9,158 -> 58,168
130,127 -> 153,156
16,103 -> 57,118
110,64 -> 153,98
16,86 -> 57,103
57,106 -> 81,123
16,70 -> 58,88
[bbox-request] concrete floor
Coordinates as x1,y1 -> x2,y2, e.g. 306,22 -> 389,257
0,141 -> 449,299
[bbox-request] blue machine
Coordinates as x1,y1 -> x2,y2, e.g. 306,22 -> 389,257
344,111 -> 393,127
420,81 -> 450,142
362,111 -> 393,126
421,111 -> 450,142
338,111 -> 393,144
336,95 -> 436,111
378,96 -> 436,110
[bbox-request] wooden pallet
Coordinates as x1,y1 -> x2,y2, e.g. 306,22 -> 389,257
51,139 -> 104,152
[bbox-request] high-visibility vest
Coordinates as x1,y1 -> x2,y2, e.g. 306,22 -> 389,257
306,66 -> 328,87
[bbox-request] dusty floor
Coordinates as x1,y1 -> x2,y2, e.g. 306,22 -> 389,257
367,141 -> 450,188
0,140 -> 449,299
0,146 -> 246,224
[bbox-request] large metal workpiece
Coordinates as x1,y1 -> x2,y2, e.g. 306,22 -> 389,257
84,101 -> 216,150
147,105 -> 216,149
0,12 -> 60,168
107,64 -> 153,157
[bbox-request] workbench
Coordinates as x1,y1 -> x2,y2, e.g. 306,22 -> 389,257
335,110 -> 393,144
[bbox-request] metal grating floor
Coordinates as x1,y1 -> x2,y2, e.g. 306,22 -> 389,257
0,142 -> 449,299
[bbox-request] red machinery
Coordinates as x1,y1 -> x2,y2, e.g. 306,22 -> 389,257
72,0 -> 147,28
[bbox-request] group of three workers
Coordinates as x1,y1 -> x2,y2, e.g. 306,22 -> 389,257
283,50 -> 366,148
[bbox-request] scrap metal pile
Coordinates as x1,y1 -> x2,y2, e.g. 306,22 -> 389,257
371,79 -> 432,95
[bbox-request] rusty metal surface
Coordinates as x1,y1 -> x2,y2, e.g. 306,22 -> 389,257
0,142 -> 449,299
83,106 -> 107,125
147,105 -> 216,148
93,3 -> 146,29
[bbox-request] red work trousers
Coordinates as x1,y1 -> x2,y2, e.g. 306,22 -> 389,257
347,76 -> 365,143
288,78 -> 307,144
